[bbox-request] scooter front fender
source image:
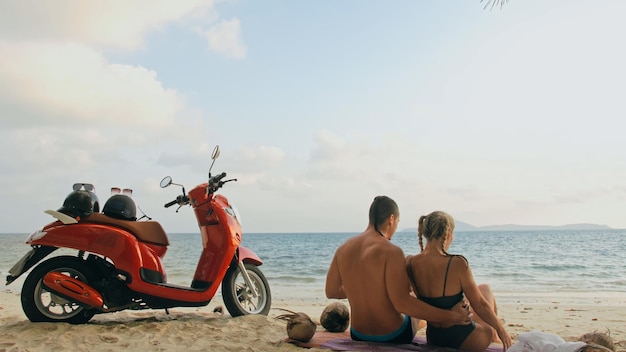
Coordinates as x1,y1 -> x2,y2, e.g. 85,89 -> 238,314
237,246 -> 263,266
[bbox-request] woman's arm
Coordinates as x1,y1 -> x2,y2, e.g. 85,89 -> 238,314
459,259 -> 512,348
405,255 -> 417,296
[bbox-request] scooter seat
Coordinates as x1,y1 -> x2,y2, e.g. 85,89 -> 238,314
82,213 -> 170,246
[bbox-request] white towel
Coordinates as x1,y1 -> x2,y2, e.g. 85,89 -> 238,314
508,331 -> 587,352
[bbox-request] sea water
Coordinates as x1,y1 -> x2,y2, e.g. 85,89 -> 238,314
2,230 -> 625,304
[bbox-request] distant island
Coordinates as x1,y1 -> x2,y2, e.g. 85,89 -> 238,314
403,221 -> 612,232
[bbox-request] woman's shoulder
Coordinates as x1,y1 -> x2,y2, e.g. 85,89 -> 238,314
448,254 -> 470,269
409,252 -> 428,261
406,252 -> 430,270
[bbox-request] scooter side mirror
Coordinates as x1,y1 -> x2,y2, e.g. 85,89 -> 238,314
211,145 -> 220,160
208,145 -> 220,177
160,176 -> 173,188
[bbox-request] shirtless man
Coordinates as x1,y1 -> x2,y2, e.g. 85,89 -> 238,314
325,196 -> 471,344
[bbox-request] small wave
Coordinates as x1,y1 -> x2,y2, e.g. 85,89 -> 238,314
529,264 -> 588,271
477,272 -> 535,279
264,254 -> 297,260
267,275 -> 318,283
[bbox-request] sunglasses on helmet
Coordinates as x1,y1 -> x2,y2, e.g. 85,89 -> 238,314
111,187 -> 133,196
73,183 -> 95,192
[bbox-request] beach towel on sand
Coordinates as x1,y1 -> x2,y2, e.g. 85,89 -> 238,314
287,331 -> 503,351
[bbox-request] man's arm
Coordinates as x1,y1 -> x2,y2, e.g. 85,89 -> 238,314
386,248 -> 469,325
325,254 -> 347,299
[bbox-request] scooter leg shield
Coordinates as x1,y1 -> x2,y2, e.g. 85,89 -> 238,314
43,272 -> 105,309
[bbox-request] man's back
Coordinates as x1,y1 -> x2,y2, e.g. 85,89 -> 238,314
326,229 -> 409,336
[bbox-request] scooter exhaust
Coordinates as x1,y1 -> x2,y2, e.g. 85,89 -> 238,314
43,272 -> 106,310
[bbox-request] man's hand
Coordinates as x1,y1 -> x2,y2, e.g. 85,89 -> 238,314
451,299 -> 473,325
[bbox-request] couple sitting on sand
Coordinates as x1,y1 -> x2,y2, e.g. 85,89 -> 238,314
325,196 -> 512,351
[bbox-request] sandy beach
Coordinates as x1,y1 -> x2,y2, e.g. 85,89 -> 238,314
1,290 -> 624,351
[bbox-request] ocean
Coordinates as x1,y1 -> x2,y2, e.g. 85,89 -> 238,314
2,230 -> 625,305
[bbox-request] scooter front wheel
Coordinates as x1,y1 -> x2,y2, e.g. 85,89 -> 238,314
21,256 -> 97,324
222,263 -> 271,317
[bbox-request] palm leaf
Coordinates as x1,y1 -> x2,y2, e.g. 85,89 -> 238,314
481,0 -> 509,10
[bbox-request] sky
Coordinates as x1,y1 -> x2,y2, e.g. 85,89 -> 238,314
1,0 -> 625,234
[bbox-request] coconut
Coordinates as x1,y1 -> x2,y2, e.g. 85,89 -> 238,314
579,332 -> 616,352
320,302 -> 350,332
580,345 -> 613,352
275,309 -> 317,342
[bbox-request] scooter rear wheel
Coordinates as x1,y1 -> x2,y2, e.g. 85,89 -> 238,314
21,256 -> 97,324
222,263 -> 271,317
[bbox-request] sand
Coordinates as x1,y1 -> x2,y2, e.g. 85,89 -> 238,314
1,290 -> 625,351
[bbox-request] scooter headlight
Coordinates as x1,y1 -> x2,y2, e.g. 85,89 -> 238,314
224,203 -> 242,226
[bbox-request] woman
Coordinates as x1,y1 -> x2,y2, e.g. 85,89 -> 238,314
406,211 -> 512,351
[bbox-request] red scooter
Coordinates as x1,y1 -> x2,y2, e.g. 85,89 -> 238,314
6,145 -> 271,323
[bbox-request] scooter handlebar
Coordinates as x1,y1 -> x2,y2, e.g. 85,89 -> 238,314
164,195 -> 190,210
164,199 -> 178,208
210,172 -> 227,185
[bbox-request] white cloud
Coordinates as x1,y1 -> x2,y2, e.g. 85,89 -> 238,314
0,0 -> 216,50
0,127 -> 115,175
0,41 -> 182,128
220,146 -> 297,188
235,145 -> 286,169
203,18 -> 247,59
308,130 -> 422,187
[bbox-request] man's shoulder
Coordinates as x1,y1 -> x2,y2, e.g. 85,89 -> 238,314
334,234 -> 362,255
382,239 -> 404,253
337,233 -> 362,247
370,239 -> 406,260
336,233 -> 404,255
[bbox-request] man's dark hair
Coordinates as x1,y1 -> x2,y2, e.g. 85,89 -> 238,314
368,196 -> 399,232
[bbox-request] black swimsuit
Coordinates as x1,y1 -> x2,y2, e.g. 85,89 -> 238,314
407,255 -> 476,349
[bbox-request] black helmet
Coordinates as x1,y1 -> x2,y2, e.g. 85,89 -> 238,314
58,191 -> 96,219
89,192 -> 100,212
71,183 -> 100,213
103,194 -> 137,221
